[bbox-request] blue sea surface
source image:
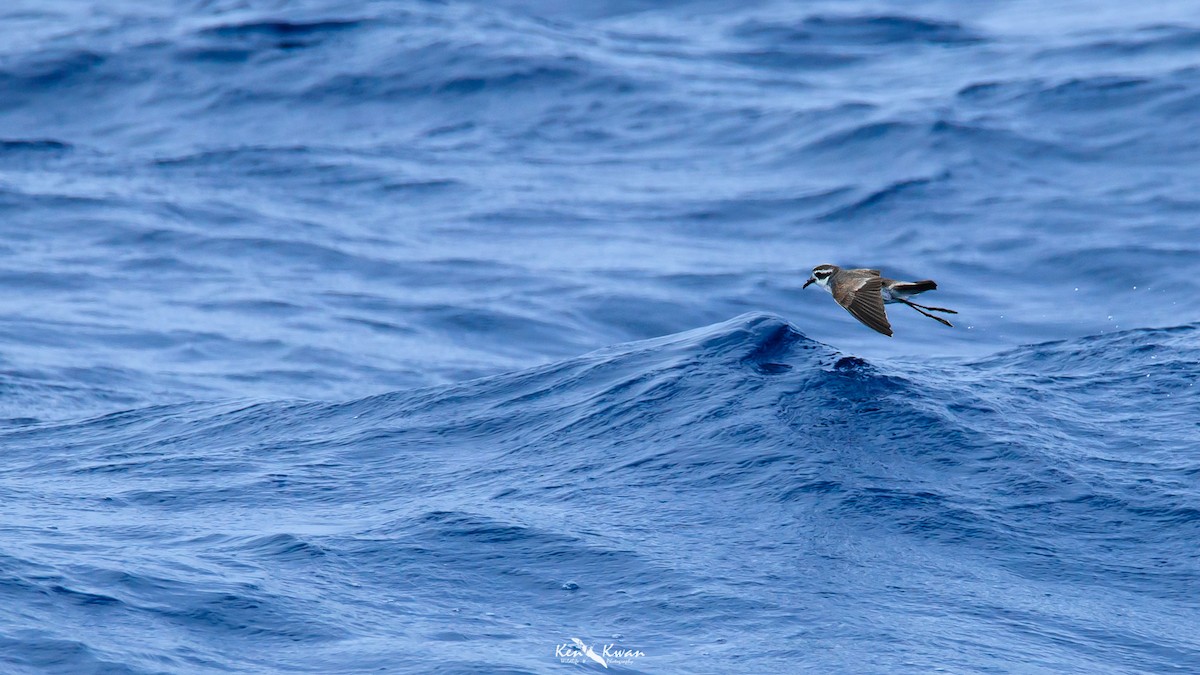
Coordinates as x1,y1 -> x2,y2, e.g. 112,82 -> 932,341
1,0 -> 1198,672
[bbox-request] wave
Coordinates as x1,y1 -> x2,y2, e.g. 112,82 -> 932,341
0,49 -> 105,89
197,18 -> 366,42
12,312 -> 1197,527
732,14 -> 984,46
0,138 -> 72,154
957,73 -> 1186,114
2,313 -> 1198,671
1039,24 -> 1200,59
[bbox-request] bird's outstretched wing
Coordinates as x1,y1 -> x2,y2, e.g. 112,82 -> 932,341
832,274 -> 892,336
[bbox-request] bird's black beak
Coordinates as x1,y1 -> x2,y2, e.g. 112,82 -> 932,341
803,277 -> 815,289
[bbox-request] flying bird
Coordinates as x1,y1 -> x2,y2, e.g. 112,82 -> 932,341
803,264 -> 957,336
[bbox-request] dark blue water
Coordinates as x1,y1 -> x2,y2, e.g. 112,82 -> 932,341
1,1 -> 1198,672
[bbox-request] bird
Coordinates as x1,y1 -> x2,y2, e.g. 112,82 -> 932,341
803,264 -> 957,337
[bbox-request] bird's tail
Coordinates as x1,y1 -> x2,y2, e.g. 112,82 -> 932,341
894,279 -> 937,293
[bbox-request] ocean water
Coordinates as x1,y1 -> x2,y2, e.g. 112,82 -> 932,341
0,0 -> 1197,672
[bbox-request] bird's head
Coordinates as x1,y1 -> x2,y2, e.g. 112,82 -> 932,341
803,264 -> 839,290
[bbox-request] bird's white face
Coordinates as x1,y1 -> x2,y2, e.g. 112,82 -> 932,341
804,264 -> 838,293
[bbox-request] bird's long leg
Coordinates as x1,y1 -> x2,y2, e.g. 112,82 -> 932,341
906,300 -> 957,314
899,300 -> 954,327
